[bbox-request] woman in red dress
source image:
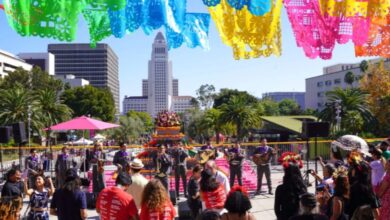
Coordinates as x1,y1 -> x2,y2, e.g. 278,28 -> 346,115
140,179 -> 176,220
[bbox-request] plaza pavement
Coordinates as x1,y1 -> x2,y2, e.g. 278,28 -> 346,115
20,162 -> 319,220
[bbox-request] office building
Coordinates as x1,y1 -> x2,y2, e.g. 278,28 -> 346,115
123,32 -> 193,116
305,58 -> 390,110
18,52 -> 55,75
48,43 -> 120,112
262,92 -> 305,108
0,49 -> 32,78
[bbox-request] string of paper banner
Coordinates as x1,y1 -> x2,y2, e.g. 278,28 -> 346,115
0,0 -> 389,60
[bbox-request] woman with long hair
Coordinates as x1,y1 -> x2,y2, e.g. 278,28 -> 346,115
348,155 -> 380,219
221,186 -> 255,220
199,169 -> 227,213
325,167 -> 349,220
24,174 -> 54,220
50,169 -> 88,220
140,179 -> 175,220
274,152 -> 307,220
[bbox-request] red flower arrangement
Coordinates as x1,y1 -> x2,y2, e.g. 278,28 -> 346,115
155,110 -> 181,127
278,152 -> 303,169
228,185 -> 249,198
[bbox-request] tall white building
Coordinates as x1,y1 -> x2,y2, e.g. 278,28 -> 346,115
0,49 -> 32,78
123,32 -> 193,116
305,58 -> 390,110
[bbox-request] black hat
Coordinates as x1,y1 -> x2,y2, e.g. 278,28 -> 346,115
115,172 -> 132,186
65,168 -> 78,181
300,193 -> 317,208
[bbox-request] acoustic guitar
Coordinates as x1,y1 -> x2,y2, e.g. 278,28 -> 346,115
198,149 -> 215,164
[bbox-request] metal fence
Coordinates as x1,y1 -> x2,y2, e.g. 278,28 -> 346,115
0,138 -> 385,178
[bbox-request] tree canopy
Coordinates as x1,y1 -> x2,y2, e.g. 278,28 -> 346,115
213,88 -> 258,108
61,85 -> 116,122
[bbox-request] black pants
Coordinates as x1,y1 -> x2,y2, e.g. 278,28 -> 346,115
92,164 -> 105,193
155,175 -> 169,191
175,165 -> 187,196
257,164 -> 272,192
229,165 -> 242,187
188,199 -> 201,219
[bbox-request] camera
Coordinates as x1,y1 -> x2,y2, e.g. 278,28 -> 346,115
306,169 -> 314,174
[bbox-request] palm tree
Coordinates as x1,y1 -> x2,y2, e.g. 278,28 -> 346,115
219,96 -> 261,141
0,84 -> 42,130
202,108 -> 224,143
36,89 -> 73,129
319,88 -> 375,132
359,60 -> 368,73
344,71 -> 355,87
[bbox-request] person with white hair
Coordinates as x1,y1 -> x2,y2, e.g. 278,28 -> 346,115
205,160 -> 230,194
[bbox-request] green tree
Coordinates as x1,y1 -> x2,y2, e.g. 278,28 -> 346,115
108,116 -> 144,143
213,89 -> 258,109
61,85 -> 116,122
258,98 -> 280,116
360,60 -> 368,73
344,71 -> 355,87
196,84 -> 216,110
126,110 -> 153,133
343,111 -> 364,135
35,89 -> 73,129
219,96 -> 261,140
318,88 -> 375,133
0,67 -> 64,94
202,108 -> 225,143
0,84 -> 43,131
278,99 -> 302,115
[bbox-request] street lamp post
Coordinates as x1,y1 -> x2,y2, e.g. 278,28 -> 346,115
335,100 -> 342,131
28,105 -> 31,148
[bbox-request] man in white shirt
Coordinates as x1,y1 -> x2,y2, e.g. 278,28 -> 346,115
126,159 -> 149,209
205,160 -> 230,194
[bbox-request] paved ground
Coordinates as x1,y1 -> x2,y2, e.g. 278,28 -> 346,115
20,162 -> 319,220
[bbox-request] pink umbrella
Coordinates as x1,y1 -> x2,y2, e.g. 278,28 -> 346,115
48,116 -> 119,130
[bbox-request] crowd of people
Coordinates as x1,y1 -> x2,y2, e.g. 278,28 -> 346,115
274,140 -> 390,220
0,138 -> 389,220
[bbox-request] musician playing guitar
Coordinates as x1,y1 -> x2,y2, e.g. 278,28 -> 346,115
227,142 -> 245,187
199,140 -> 217,164
153,145 -> 172,191
252,138 -> 275,195
113,142 -> 130,171
88,142 -> 106,194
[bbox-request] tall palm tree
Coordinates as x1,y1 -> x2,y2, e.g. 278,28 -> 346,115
0,84 -> 42,130
35,89 -> 73,131
219,96 -> 261,140
202,108 -> 224,143
344,71 -> 355,87
319,88 -> 375,131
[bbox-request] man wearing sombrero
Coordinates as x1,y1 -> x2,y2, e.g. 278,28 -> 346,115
126,159 -> 148,210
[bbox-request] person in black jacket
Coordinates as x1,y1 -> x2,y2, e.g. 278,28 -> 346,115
153,145 -> 172,190
187,165 -> 202,219
275,163 -> 307,220
1,169 -> 24,220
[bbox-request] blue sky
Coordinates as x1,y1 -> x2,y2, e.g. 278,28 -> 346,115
0,0 -> 370,104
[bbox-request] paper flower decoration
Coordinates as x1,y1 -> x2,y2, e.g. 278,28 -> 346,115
278,152 -> 303,169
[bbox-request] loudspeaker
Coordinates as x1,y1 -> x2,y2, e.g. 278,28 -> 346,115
0,126 -> 12,143
12,122 -> 27,144
57,133 -> 68,142
302,122 -> 330,138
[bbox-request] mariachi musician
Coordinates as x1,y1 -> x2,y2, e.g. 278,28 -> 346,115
198,140 -> 217,164
55,146 -> 77,188
25,149 -> 42,188
171,143 -> 189,198
87,142 -> 106,194
113,142 -> 130,171
227,142 -> 245,187
153,145 -> 172,191
252,138 -> 275,195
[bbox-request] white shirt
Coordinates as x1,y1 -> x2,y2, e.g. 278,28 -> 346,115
370,160 -> 385,186
126,173 -> 149,209
215,170 -> 230,195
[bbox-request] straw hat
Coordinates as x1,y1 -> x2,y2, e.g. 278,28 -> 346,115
130,159 -> 144,169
